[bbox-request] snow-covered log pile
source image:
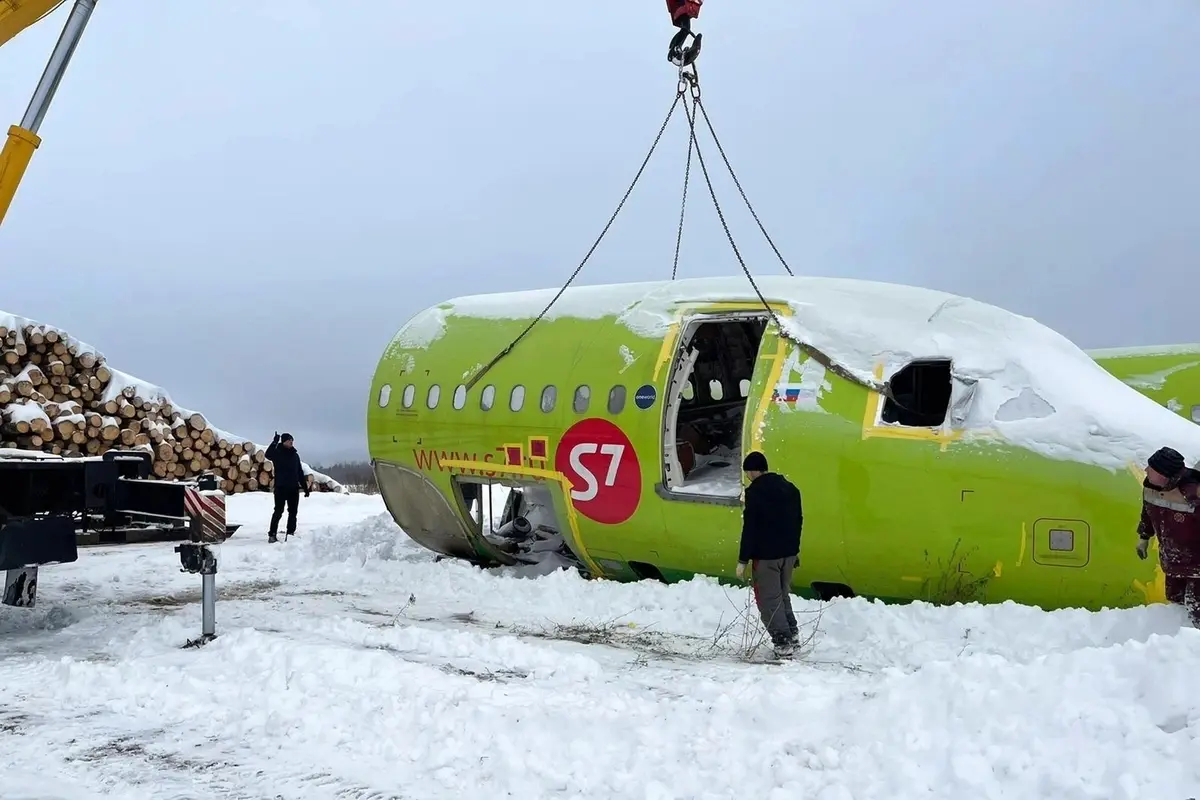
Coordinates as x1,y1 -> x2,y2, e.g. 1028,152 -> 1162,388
0,312 -> 345,494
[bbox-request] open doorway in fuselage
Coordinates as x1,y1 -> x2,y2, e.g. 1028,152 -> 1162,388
454,476 -> 586,574
661,313 -> 768,500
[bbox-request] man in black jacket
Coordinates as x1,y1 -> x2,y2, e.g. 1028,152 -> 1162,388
736,450 -> 803,657
266,431 -> 309,543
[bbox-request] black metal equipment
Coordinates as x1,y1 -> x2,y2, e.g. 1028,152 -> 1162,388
175,471 -> 228,648
0,448 -> 240,609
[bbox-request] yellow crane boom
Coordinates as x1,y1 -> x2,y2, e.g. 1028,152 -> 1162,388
0,0 -> 65,48
0,0 -> 94,230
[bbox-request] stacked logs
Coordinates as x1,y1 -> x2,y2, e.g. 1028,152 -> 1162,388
0,318 -> 342,494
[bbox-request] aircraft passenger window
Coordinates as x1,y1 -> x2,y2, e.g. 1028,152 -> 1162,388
427,384 -> 441,410
510,385 -> 526,412
739,379 -> 750,398
378,384 -> 392,408
880,359 -> 952,427
608,385 -> 626,414
682,380 -> 695,401
573,385 -> 590,413
541,385 -> 557,413
452,384 -> 467,410
402,384 -> 415,408
709,379 -> 724,401
481,384 -> 496,411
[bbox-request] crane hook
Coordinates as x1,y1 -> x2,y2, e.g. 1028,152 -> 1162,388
668,29 -> 702,68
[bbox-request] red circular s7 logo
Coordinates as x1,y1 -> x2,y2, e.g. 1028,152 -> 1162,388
555,418 -> 641,525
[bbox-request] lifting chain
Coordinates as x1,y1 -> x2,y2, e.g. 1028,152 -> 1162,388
470,43 -> 903,403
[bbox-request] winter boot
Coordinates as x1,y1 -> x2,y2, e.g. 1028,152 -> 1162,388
268,532 -> 278,543
772,636 -> 795,659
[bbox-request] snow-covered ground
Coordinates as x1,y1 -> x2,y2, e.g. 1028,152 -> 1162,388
2,494 -> 1198,799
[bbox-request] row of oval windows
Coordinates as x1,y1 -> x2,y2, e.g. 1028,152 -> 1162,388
378,377 -> 754,413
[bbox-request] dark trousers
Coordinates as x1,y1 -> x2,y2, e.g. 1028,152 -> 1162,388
1165,575 -> 1200,626
751,555 -> 798,645
270,488 -> 300,536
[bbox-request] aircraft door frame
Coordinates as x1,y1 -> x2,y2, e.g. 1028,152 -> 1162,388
742,310 -> 850,598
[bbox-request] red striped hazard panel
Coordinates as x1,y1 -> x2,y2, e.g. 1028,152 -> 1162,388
184,486 -> 227,543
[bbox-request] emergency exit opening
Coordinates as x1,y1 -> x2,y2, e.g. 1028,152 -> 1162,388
454,477 -> 587,575
662,313 -> 768,500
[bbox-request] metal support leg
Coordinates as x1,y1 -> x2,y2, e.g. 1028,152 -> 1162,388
2,566 -> 38,608
200,573 -> 216,638
176,542 -> 219,648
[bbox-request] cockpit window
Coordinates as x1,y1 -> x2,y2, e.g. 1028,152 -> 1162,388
881,359 -> 952,427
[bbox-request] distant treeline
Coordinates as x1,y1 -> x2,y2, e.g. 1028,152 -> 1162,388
311,460 -> 378,494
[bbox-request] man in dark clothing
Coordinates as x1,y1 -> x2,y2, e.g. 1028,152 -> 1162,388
1137,446 -> 1200,626
736,451 -> 804,657
266,431 -> 309,543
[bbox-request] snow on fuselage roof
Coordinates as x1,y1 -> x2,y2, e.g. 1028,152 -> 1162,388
1087,343 -> 1200,359
399,275 -> 1200,474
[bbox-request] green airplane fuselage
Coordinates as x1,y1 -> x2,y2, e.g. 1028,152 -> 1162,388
1089,345 -> 1200,424
368,277 -> 1175,611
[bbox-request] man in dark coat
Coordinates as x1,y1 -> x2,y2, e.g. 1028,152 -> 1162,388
736,450 -> 804,657
266,431 -> 308,543
1137,446 -> 1200,626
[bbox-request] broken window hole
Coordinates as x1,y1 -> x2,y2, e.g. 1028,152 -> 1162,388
881,359 -> 952,428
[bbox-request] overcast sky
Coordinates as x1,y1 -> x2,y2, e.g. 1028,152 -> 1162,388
1,1 -> 1198,463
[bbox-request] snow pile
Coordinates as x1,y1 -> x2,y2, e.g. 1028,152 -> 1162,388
397,275 -> 1200,474
0,447 -> 59,460
2,400 -> 50,428
0,493 -> 1198,798
675,445 -> 742,496
765,277 -> 1200,472
293,510 -> 422,566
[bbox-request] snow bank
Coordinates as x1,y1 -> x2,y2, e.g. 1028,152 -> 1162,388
294,511 -> 424,566
1,493 -> 1197,799
402,275 -> 1200,474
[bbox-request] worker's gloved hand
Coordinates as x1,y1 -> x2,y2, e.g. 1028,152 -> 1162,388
735,561 -> 747,580
304,489 -> 310,498
1136,538 -> 1149,560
